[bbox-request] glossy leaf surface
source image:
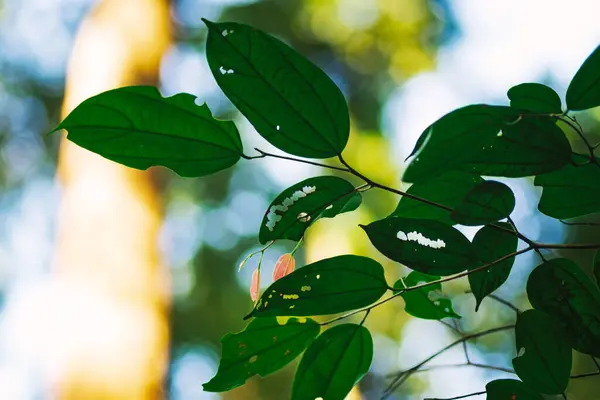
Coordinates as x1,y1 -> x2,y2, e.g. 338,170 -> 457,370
247,255 -> 387,318
451,180 -> 515,226
393,271 -> 460,320
566,45 -> 600,110
204,20 -> 349,158
508,82 -> 562,113
53,86 -> 243,177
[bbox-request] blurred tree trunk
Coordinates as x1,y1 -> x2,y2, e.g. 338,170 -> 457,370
54,0 -> 171,398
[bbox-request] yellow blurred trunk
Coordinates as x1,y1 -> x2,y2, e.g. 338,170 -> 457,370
54,0 -> 171,398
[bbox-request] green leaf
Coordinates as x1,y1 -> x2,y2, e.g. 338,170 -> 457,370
527,258 -> 600,357
292,324 -> 372,400
451,181 -> 515,226
247,255 -> 387,318
594,249 -> 600,287
390,171 -> 484,225
485,379 -> 544,400
203,317 -> 320,392
535,153 -> 600,219
361,217 -> 476,275
512,309 -> 572,395
203,19 -> 349,158
393,271 -> 460,320
403,105 -> 520,182
53,86 -> 243,177
566,45 -> 600,110
507,83 -> 562,114
469,223 -> 518,311
259,176 -> 361,244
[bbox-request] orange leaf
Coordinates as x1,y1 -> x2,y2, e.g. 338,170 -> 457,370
273,253 -> 295,281
250,268 -> 260,302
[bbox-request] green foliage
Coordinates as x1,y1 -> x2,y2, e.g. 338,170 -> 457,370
203,317 -> 320,392
450,180 -> 515,226
469,223 -> 518,311
247,255 -> 388,318
527,258 -> 600,357
512,309 -> 572,394
291,324 -> 372,400
393,271 -> 460,320
53,86 -> 243,177
203,19 -> 349,159
52,20 -> 600,400
485,379 -> 544,400
507,82 -> 562,114
259,176 -> 361,243
361,217 -> 475,275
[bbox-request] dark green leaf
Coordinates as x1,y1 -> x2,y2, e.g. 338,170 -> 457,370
393,271 -> 460,320
247,255 -> 387,318
259,176 -> 361,244
451,181 -> 515,226
203,317 -> 320,392
203,19 -> 349,158
594,249 -> 600,287
457,116 -> 571,178
403,105 -> 520,182
508,83 -> 562,114
390,171 -> 484,225
527,258 -> 600,357
361,217 -> 476,275
535,153 -> 600,219
469,223 -> 518,311
292,324 -> 372,400
485,379 -> 544,400
53,86 -> 243,177
512,309 -> 572,394
566,45 -> 600,110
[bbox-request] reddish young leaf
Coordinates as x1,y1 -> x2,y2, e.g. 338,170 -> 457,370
250,268 -> 260,302
273,253 -> 296,281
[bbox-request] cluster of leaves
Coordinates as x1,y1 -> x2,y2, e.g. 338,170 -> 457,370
52,18 -> 600,400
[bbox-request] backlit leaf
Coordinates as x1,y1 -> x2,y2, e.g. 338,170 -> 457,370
203,317 -> 320,392
361,217 -> 476,275
393,271 -> 460,320
246,255 -> 387,318
512,309 -> 572,394
527,258 -> 600,357
451,181 -> 515,226
390,171 -> 483,225
535,153 -> 600,219
469,223 -> 518,311
53,86 -> 243,177
508,83 -> 562,114
204,19 -> 349,158
566,45 -> 600,110
273,253 -> 295,281
292,324 -> 372,400
250,268 -> 260,302
259,176 -> 361,244
485,379 -> 544,400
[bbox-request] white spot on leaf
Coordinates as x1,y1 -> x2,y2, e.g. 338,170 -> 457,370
397,230 -> 446,249
266,186 -> 317,231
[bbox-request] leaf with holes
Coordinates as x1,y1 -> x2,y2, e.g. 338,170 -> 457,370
393,271 -> 460,320
361,217 -> 476,276
451,180 -> 515,226
390,171 -> 484,225
512,309 -> 572,394
485,379 -> 543,400
203,19 -> 349,158
527,258 -> 600,357
52,86 -> 243,177
403,105 -> 520,182
535,153 -> 600,219
292,324 -> 372,400
469,223 -> 518,311
594,249 -> 600,287
567,45 -> 600,110
259,176 -> 361,244
508,83 -> 562,114
246,255 -> 387,318
203,317 -> 320,392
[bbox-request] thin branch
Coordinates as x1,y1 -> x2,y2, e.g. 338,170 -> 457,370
382,325 -> 515,398
560,219 -> 600,227
485,294 -> 521,315
408,362 -> 515,376
424,391 -> 486,400
243,148 -> 351,172
571,371 -> 600,379
536,242 -> 600,250
559,116 -> 600,167
592,356 -> 600,372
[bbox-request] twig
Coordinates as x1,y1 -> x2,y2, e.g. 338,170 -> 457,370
242,148 -> 351,172
485,294 -> 521,314
406,362 -> 515,376
571,371 -> 600,379
560,219 -> 600,227
424,391 -> 486,400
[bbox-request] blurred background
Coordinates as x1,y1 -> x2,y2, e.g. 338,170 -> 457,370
0,0 -> 599,399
